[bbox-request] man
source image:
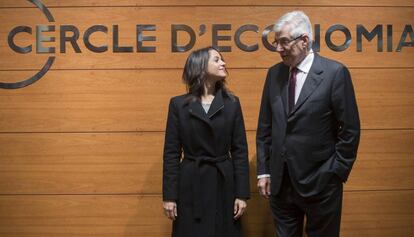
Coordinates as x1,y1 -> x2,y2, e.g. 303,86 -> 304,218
256,11 -> 360,237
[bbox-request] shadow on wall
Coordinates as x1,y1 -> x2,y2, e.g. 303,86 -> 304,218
242,154 -> 275,237
124,155 -> 171,237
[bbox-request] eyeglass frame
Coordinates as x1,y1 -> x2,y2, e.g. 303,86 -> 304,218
272,34 -> 304,48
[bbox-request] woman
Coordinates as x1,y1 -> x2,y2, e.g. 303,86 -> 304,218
162,47 -> 250,237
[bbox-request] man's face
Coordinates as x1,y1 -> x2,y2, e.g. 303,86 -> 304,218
274,25 -> 308,67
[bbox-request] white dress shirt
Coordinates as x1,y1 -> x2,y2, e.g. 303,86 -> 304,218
292,50 -> 314,104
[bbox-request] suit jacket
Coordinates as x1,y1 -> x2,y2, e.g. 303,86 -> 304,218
256,53 -> 360,197
163,89 -> 250,237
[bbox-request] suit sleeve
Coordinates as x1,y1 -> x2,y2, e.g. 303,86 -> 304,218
162,98 -> 182,201
256,69 -> 273,176
331,65 -> 361,182
231,98 -> 250,199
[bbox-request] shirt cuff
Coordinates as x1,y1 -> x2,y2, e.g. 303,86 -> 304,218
257,174 -> 271,179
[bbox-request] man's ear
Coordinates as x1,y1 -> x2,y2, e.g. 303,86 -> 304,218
302,34 -> 310,48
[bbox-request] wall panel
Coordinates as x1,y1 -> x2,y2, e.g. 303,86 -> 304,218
1,0 -> 414,7
0,1 -> 413,236
0,192 -> 413,237
1,130 -> 413,194
1,69 -> 413,132
0,7 -> 413,70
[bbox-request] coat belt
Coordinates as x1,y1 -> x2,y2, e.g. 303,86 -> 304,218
184,154 -> 230,220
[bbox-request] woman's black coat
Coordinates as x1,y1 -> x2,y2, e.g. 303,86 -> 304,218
163,89 -> 250,237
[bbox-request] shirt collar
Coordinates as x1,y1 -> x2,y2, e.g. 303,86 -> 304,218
292,49 -> 314,74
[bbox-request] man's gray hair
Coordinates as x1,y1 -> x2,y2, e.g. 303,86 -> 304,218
273,11 -> 313,50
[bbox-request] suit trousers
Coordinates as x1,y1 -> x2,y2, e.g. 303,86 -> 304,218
269,165 -> 343,237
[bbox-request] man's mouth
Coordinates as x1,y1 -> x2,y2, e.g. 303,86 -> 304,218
281,55 -> 290,60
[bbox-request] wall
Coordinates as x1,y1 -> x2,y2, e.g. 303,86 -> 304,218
0,0 -> 413,236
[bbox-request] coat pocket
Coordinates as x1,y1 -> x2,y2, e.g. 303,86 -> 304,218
310,146 -> 334,162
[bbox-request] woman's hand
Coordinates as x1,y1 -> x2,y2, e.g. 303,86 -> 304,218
233,198 -> 247,220
163,201 -> 177,220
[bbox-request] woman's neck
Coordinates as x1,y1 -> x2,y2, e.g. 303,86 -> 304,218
201,80 -> 216,103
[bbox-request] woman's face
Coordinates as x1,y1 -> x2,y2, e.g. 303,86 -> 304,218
207,50 -> 227,79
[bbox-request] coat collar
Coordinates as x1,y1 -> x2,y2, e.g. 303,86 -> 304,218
279,64 -> 290,116
207,88 -> 224,119
188,88 -> 225,125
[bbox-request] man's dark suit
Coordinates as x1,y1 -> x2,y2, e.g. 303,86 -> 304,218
256,53 -> 360,236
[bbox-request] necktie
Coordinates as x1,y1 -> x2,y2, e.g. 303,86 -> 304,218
288,67 -> 298,113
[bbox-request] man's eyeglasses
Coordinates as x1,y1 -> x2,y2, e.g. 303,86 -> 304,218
272,34 -> 304,48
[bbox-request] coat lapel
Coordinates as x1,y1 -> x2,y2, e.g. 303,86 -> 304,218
188,89 -> 225,125
207,89 -> 224,119
279,65 -> 290,116
189,99 -> 210,125
290,54 -> 324,116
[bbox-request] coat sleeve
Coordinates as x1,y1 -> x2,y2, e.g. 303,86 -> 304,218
256,69 -> 273,176
331,65 -> 361,182
230,98 -> 250,199
162,98 -> 182,201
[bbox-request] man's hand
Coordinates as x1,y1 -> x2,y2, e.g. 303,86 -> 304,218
257,177 -> 271,198
163,201 -> 177,220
